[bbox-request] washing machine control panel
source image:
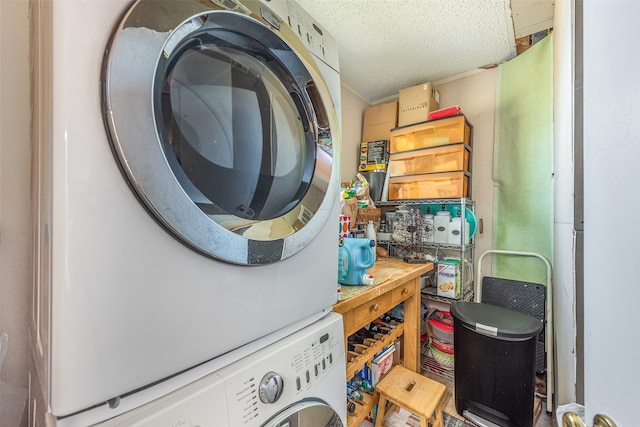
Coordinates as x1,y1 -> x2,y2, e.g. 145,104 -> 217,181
96,314 -> 345,427
221,313 -> 345,426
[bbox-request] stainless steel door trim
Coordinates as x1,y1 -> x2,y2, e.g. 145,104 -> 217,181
261,398 -> 344,427
102,0 -> 339,265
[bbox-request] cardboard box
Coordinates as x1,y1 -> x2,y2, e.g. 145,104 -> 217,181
437,260 -> 461,299
398,82 -> 440,127
358,140 -> 389,171
362,101 -> 398,143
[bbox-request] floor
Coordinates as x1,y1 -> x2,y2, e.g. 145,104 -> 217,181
536,411 -> 555,427
357,344 -> 558,427
356,365 -> 556,427
420,367 -> 557,427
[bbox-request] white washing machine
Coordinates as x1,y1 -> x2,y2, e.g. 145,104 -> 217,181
95,312 -> 346,427
29,0 -> 342,424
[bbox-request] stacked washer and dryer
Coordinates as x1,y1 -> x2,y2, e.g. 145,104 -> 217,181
29,0 -> 345,425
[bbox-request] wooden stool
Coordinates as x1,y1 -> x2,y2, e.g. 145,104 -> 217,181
374,365 -> 446,427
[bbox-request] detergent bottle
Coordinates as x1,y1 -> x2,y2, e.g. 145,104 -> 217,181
338,237 -> 376,285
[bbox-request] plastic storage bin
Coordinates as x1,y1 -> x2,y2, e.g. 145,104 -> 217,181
388,143 -> 470,176
450,302 -> 542,427
390,115 -> 471,153
427,311 -> 454,344
388,171 -> 470,200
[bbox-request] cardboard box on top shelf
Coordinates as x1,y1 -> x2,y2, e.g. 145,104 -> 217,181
398,82 -> 440,127
362,101 -> 398,143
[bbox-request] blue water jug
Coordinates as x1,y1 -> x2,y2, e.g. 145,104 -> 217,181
338,237 -> 376,286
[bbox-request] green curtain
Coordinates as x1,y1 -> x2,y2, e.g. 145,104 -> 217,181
493,34 -> 553,285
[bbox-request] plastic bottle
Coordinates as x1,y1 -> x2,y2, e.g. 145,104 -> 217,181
366,220 -> 377,249
361,274 -> 375,285
346,384 -> 364,401
337,237 -> 376,285
351,376 -> 375,392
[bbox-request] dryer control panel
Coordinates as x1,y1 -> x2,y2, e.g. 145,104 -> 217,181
259,0 -> 340,71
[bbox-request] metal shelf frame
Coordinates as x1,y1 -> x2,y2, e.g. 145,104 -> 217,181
377,198 -> 476,303
375,197 -> 475,207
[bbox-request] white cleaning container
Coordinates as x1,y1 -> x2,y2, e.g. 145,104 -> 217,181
448,214 -> 470,245
434,210 -> 451,244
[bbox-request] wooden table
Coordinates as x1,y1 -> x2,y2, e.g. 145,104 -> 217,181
333,258 -> 433,427
334,258 -> 433,373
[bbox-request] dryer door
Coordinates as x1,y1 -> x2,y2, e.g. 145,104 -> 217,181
102,0 -> 338,265
263,399 -> 344,427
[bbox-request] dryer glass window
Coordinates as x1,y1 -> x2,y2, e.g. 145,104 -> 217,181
157,28 -> 315,226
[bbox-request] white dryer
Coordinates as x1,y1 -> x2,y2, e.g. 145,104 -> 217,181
95,312 -> 346,427
29,0 -> 342,424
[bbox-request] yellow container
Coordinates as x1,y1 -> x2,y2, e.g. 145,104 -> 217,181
388,171 -> 470,200
390,115 -> 471,153
388,143 -> 470,177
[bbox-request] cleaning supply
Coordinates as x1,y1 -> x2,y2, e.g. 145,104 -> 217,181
366,220 -> 378,260
366,220 -> 377,247
338,237 -> 376,285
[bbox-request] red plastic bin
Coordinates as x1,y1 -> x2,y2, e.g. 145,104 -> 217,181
427,311 -> 454,344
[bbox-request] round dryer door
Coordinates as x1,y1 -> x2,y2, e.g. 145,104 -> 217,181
102,0 -> 339,265
262,399 -> 344,427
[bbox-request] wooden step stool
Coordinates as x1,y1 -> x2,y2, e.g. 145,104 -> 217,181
374,365 -> 446,427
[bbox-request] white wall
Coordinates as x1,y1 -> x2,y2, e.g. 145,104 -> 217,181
553,0 -> 577,407
339,85 -> 369,182
0,0 -> 32,424
437,69 -> 497,272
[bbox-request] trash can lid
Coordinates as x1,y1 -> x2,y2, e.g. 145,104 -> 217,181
450,302 -> 543,339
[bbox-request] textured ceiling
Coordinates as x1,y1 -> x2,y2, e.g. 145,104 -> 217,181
295,0 -> 554,104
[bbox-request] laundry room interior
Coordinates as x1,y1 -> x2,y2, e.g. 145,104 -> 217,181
1,0 -> 637,426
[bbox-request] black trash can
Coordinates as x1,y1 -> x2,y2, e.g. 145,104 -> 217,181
450,302 -> 543,427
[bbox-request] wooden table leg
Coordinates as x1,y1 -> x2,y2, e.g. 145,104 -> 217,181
374,395 -> 388,427
432,402 -> 444,427
402,278 -> 420,372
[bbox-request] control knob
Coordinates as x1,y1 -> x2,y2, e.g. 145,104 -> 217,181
259,372 -> 284,404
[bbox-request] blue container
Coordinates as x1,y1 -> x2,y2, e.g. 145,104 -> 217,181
338,237 -> 375,285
